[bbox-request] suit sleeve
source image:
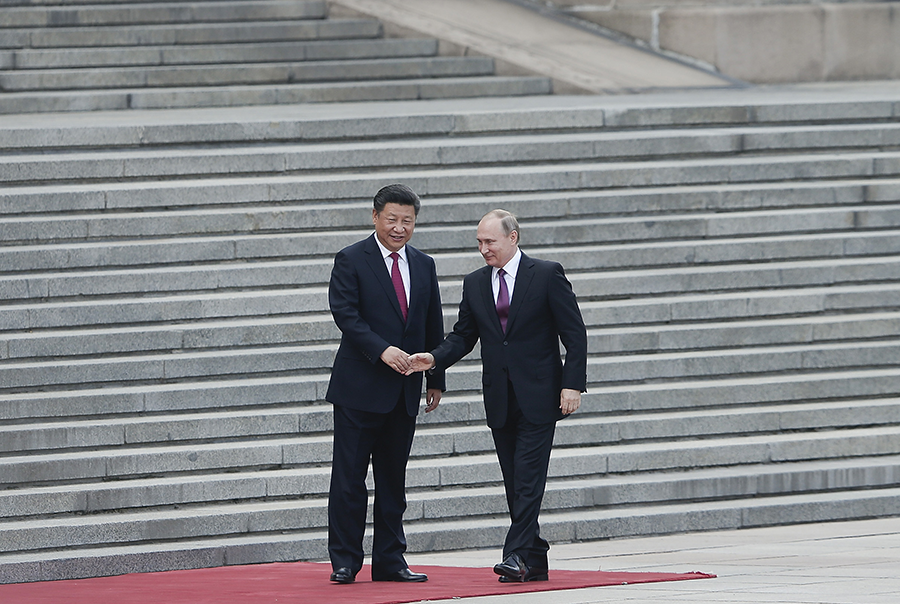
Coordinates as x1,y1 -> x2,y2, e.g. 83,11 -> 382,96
423,256 -> 447,391
550,263 -> 588,392
328,249 -> 391,364
432,277 -> 481,371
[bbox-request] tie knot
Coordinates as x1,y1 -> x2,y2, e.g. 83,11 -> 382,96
390,252 -> 400,261
498,268 -> 506,277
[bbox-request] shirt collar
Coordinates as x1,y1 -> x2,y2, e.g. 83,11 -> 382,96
494,248 -> 522,280
374,234 -> 407,262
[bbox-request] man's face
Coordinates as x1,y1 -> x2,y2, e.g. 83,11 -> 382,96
477,216 -> 518,268
373,202 -> 416,252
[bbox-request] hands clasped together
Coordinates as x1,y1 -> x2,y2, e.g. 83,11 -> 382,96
379,347 -> 440,413
378,347 -> 435,376
380,347 -> 580,416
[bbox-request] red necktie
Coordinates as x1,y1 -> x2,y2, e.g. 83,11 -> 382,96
389,252 -> 408,321
496,268 -> 509,332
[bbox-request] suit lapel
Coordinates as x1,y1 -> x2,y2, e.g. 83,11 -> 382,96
364,235 -> 406,323
505,253 -> 534,335
406,246 -> 426,323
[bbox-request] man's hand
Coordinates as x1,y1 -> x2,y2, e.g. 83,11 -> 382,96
380,346 -> 411,374
425,388 -> 442,413
406,352 -> 435,375
560,388 -> 581,415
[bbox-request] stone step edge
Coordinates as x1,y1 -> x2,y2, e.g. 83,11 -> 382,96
3,462 -> 900,547
2,424 -> 899,490
2,95 -> 899,150
3,395 -> 899,458
0,75 -> 553,115
1,446 -> 898,520
1,486 -> 899,584
3,364 -> 900,417
1,148 -> 897,206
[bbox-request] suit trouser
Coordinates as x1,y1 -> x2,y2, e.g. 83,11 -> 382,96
328,396 -> 416,576
490,382 -> 556,570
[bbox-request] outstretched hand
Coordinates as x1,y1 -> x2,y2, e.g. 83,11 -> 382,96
405,352 -> 435,375
380,346 -> 411,374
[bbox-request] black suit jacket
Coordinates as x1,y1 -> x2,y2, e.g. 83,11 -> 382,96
432,252 -> 587,429
326,234 -> 445,416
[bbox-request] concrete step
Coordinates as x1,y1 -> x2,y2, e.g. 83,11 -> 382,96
3,450 -> 898,521
3,253 -> 900,363
0,75 -> 553,113
3,335 -> 900,414
2,149 -> 897,213
3,278 -> 900,334
8,38 -> 440,69
5,201 -> 900,269
2,483 -> 898,583
3,364 -> 900,423
0,0 -> 327,29
4,308 -> 899,365
1,429 -> 899,551
4,231 -> 900,303
5,122 -> 900,184
2,420 -> 899,492
3,394 -> 899,459
4,96 -> 900,152
0,0 -> 251,5
0,17 -> 376,51
6,176 -> 898,242
5,325 -> 895,388
0,56 -> 497,91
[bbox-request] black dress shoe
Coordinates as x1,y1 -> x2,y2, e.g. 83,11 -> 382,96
329,567 -> 355,584
499,568 -> 548,582
493,552 -> 528,582
372,568 -> 428,582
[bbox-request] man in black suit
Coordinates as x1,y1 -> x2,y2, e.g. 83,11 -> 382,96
325,184 -> 445,584
408,209 -> 587,582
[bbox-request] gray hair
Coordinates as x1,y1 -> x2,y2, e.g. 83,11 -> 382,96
482,209 -> 520,241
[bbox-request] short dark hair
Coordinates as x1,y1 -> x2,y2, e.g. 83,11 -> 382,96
373,184 -> 421,216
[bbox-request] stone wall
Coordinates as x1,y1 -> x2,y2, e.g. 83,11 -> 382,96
541,0 -> 900,83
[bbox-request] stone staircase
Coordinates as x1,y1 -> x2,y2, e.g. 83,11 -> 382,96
2,88 -> 900,582
0,0 -> 551,113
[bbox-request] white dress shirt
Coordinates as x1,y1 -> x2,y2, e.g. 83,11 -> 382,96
375,235 -> 410,306
492,248 -> 522,305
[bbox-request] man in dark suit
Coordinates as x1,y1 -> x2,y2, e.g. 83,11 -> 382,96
325,184 -> 445,584
408,209 -> 587,583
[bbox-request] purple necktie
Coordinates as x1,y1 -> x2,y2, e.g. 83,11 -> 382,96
496,268 -> 509,332
389,252 -> 408,321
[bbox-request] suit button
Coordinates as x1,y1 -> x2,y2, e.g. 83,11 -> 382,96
503,341 -> 508,346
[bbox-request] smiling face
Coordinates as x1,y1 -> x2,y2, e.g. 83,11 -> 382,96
477,215 -> 518,268
373,202 -> 416,252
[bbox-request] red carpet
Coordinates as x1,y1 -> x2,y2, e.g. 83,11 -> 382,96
0,562 -> 715,604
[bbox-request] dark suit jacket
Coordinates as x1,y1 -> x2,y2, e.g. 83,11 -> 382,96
432,253 -> 587,429
326,234 -> 445,416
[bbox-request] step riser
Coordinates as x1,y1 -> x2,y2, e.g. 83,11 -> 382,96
0,76 -> 553,114
8,39 -> 439,70
4,481 -> 900,562
4,312 -> 899,362
3,426 -> 899,487
0,57 -> 496,92
2,337 -> 900,390
1,1 -> 327,29
2,151 -> 896,214
6,126 -> 900,183
0,20 -> 381,50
